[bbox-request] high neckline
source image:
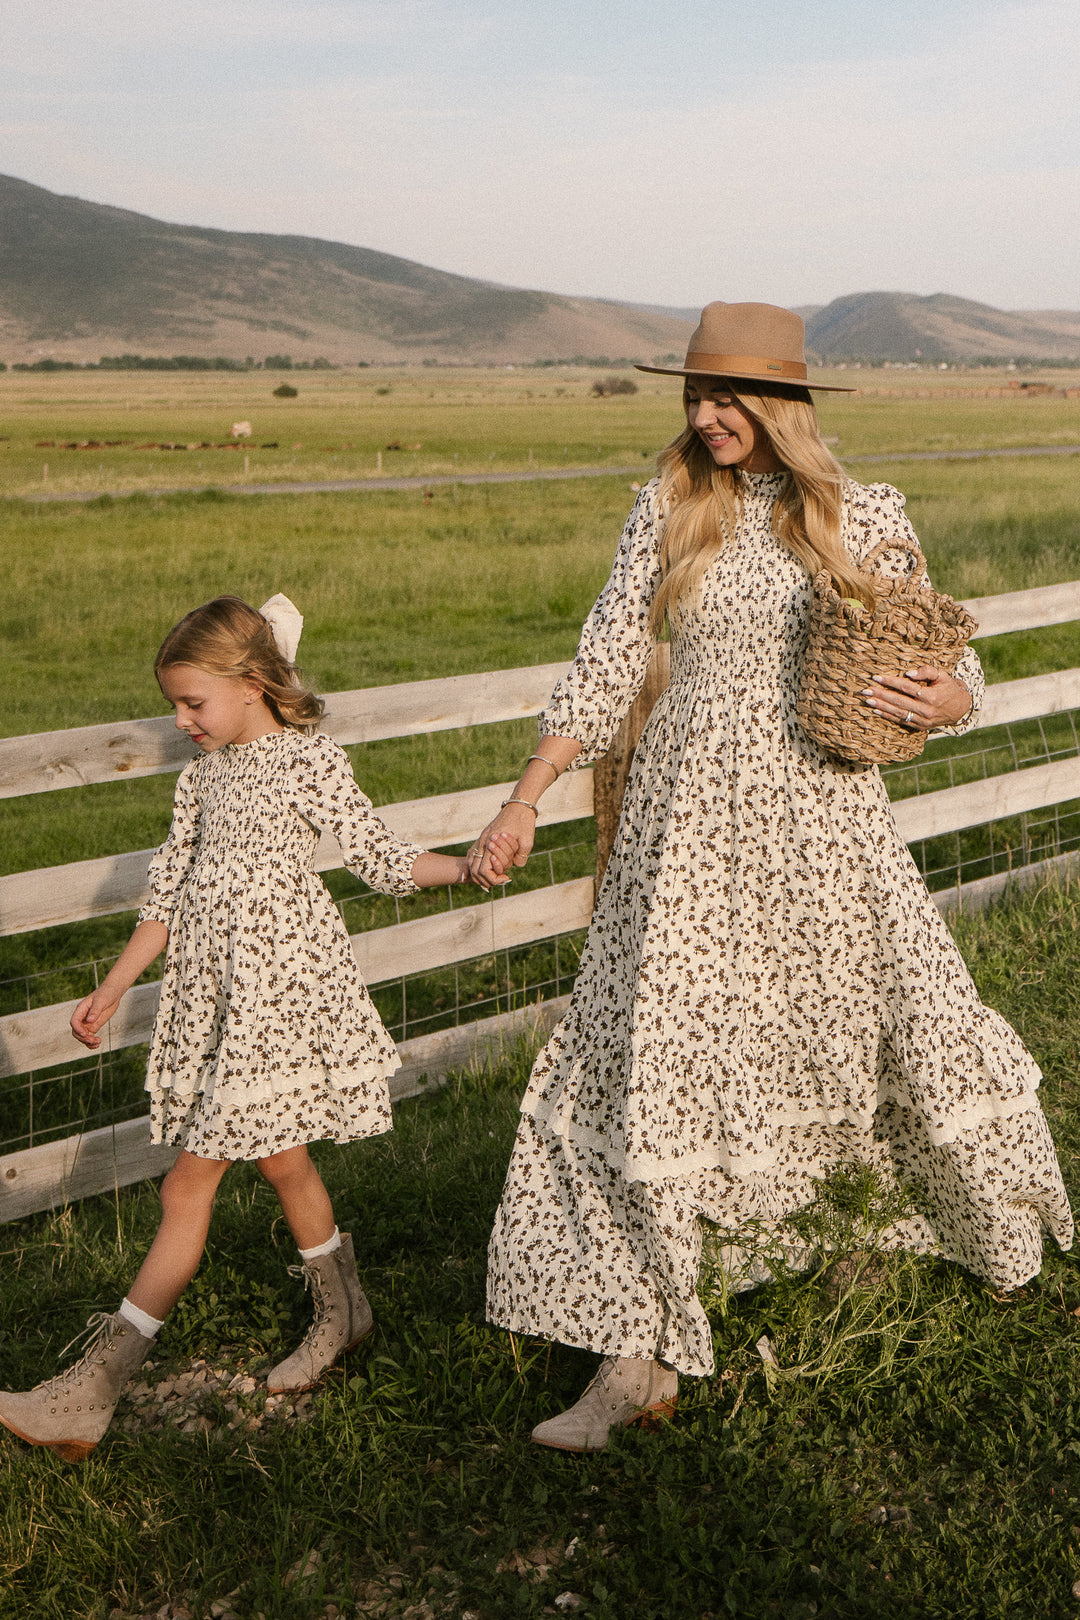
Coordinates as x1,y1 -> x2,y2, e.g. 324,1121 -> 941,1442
737,469 -> 787,488
222,728 -> 288,754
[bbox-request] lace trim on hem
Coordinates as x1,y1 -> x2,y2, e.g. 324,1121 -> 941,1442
524,1082 -> 1048,1185
146,1051 -> 401,1106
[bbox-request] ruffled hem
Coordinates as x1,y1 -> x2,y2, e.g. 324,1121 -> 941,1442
524,1003 -> 1045,1184
488,1105 -> 1072,1375
486,1290 -> 717,1381
149,1074 -> 395,1160
146,1046 -> 402,1109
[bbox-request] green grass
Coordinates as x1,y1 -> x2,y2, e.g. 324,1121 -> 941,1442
2,881 -> 1080,1618
2,389 -> 1080,1615
3,453 -> 1080,1141
1,364 -> 1078,499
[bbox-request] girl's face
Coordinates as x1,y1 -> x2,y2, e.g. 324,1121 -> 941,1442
683,377 -> 784,473
159,664 -> 280,751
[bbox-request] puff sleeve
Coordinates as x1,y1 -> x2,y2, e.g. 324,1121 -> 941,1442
538,480 -> 666,766
288,735 -> 424,895
138,759 -> 203,926
844,482 -> 984,738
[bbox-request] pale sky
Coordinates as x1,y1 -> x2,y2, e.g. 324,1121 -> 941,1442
2,0 -> 1077,311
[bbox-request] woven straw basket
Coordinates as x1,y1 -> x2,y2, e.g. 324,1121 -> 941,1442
796,534 -> 979,765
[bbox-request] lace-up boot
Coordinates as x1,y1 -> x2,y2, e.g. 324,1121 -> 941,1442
0,1311 -> 152,1462
266,1233 -> 373,1393
531,1356 -> 678,1452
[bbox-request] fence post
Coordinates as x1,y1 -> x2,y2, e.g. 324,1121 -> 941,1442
593,641 -> 670,883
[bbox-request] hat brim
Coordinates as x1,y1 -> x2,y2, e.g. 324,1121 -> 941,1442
633,362 -> 856,394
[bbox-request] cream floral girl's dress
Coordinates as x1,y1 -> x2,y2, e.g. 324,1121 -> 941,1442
487,473 -> 1074,1376
139,730 -> 423,1160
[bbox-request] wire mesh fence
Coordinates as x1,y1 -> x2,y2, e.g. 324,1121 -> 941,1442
4,708 -> 1080,1160
882,708 -> 1080,891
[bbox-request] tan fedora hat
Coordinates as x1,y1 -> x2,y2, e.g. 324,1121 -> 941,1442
635,300 -> 855,392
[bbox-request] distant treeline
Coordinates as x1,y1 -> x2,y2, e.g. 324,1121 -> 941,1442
0,354 -> 335,373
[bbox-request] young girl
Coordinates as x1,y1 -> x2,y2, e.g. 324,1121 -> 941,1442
0,594 -> 485,1462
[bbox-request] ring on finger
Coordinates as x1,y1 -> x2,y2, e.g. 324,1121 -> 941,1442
904,710 -> 915,725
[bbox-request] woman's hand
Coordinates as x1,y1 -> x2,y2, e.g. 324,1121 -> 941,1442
466,738 -> 581,888
863,666 -> 973,731
467,804 -> 538,888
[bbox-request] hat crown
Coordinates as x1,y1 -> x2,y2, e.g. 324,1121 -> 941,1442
633,299 -> 854,390
687,302 -> 806,372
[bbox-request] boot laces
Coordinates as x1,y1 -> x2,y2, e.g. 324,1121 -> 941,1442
581,1357 -> 655,1413
41,1313 -> 117,1392
582,1356 -> 619,1406
287,1260 -> 330,1326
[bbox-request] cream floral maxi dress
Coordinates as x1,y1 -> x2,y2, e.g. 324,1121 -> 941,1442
138,730 -> 423,1161
486,472 -> 1074,1377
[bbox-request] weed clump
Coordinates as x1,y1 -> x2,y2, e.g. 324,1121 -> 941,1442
591,375 -> 638,397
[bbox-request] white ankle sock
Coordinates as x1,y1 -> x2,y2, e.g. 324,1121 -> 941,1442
119,1297 -> 165,1339
299,1226 -> 341,1262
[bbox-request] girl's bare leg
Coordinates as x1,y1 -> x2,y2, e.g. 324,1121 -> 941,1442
125,1149 -> 231,1319
257,1145 -> 335,1250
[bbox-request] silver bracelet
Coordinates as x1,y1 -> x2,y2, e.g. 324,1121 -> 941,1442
527,753 -> 560,781
502,796 -> 539,816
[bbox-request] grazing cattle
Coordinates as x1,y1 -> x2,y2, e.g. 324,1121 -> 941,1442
231,421 -> 252,439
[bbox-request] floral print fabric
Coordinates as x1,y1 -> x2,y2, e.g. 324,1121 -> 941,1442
487,474 -> 1073,1375
139,730 -> 423,1161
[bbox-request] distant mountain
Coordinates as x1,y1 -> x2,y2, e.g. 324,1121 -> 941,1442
0,175 -> 692,365
805,291 -> 1080,363
3,177 -> 1077,367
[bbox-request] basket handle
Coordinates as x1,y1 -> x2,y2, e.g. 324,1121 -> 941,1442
859,531 -> 927,584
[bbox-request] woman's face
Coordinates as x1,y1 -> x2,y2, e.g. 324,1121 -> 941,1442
683,377 -> 784,473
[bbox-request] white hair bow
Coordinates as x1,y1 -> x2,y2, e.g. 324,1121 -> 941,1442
258,594 -> 304,663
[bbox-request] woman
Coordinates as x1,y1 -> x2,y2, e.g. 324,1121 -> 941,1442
470,302 -> 1073,1452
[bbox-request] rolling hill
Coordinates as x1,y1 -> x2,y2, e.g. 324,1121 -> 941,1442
1,175 -> 1078,366
0,175 -> 692,366
804,291 -> 1080,363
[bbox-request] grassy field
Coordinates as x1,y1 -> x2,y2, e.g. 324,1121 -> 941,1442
2,880 -> 1080,1619
2,378 -> 1080,1616
3,445 -> 1080,875
3,435 -> 1080,1135
1,365 -> 1078,500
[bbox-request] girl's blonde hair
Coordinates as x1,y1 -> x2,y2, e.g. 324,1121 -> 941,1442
649,383 -> 872,634
155,596 -> 325,733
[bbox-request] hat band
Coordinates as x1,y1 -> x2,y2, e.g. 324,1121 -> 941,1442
684,351 -> 808,381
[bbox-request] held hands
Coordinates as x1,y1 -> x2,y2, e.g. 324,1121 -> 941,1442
452,852 -> 510,893
862,665 -> 973,732
465,741 -> 579,888
467,803 -> 537,889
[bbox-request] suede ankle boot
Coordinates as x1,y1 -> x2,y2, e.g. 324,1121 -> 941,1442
0,1311 -> 152,1463
531,1356 -> 678,1452
266,1233 -> 372,1394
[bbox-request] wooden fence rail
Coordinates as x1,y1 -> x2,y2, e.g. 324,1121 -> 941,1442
3,576 -> 1080,1219
0,664 -> 571,800
2,578 -> 1079,804
0,771 -> 594,936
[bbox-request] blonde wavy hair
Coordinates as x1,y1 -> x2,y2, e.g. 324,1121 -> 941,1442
649,383 -> 873,635
155,596 -> 325,733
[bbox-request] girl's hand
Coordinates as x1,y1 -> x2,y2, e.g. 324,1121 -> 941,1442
862,666 -> 973,731
71,987 -> 124,1049
455,851 -> 511,891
